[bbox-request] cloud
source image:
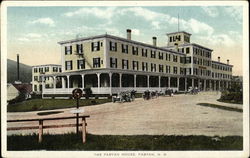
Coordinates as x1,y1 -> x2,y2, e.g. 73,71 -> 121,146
17,33 -> 47,43
30,17 -> 55,27
224,6 -> 242,24
183,18 -> 214,35
201,6 -> 219,17
17,37 -> 30,42
64,7 -> 116,20
131,29 -> 141,36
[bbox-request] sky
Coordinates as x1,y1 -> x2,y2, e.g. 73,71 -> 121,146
7,6 -> 243,75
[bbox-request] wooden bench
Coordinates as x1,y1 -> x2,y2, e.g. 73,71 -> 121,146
7,115 -> 90,143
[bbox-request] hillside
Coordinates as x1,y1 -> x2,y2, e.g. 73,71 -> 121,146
7,59 -> 32,83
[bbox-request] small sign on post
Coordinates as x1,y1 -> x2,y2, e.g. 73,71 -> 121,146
72,88 -> 83,135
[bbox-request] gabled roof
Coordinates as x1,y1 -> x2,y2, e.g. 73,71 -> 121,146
12,83 -> 32,93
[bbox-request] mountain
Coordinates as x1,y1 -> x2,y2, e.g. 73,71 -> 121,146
7,59 -> 32,83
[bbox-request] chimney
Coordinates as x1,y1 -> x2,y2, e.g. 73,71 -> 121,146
17,54 -> 20,81
227,59 -> 229,64
218,56 -> 220,62
152,37 -> 157,46
127,29 -> 131,40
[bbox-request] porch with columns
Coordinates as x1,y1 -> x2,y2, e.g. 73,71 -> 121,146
41,69 -> 231,96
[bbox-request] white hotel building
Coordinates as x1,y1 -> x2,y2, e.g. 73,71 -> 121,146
37,30 -> 233,97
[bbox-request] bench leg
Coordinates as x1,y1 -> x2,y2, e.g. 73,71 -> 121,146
82,118 -> 86,143
38,120 -> 43,143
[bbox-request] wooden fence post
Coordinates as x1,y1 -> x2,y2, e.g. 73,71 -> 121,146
38,120 -> 43,143
82,117 -> 86,143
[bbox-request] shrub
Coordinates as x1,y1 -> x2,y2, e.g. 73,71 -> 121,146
83,87 -> 92,99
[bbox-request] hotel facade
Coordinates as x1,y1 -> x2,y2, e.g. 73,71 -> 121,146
32,64 -> 61,94
39,29 -> 233,97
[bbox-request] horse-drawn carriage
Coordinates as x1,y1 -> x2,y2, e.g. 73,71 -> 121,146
112,90 -> 136,103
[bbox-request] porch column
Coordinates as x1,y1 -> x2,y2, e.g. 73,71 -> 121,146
192,78 -> 194,88
134,74 -> 137,89
209,80 -> 212,90
67,75 -> 70,93
97,73 -> 100,93
42,76 -> 45,91
214,80 -> 216,90
226,81 -> 228,89
184,78 -> 187,91
119,73 -> 122,89
109,73 -> 112,95
53,76 -> 56,94
147,75 -> 150,89
81,74 -> 85,89
177,77 -> 180,91
62,77 -> 65,89
218,80 -> 221,91
168,77 -> 171,88
197,79 -> 200,89
204,80 -> 206,91
158,76 -> 161,90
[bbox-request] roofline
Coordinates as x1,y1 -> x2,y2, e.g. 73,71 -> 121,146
32,64 -> 61,67
166,31 -> 192,36
58,34 -> 186,56
176,43 -> 213,51
212,60 -> 233,67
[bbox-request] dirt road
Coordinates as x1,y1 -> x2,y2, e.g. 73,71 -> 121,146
7,92 -> 243,136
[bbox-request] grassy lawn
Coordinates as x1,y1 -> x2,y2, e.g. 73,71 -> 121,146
197,103 -> 242,113
7,99 -> 111,112
7,133 -> 242,150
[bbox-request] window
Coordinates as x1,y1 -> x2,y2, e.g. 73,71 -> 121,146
34,85 -> 37,91
151,63 -> 156,72
53,67 -> 58,72
39,68 -> 43,73
166,53 -> 171,61
132,46 -> 138,55
110,58 -> 117,68
193,57 -> 197,64
76,44 -> 83,54
132,61 -> 139,70
59,68 -> 62,72
65,61 -> 72,70
142,48 -> 147,57
44,67 -> 49,72
170,37 -> 172,42
159,64 -> 164,72
186,47 -> 190,54
91,41 -> 100,51
151,50 -> 156,58
186,68 -> 191,75
110,41 -> 117,51
173,55 -> 178,62
122,59 -> 129,69
34,68 -> 38,73
122,44 -> 128,53
34,76 -> 38,81
65,45 -> 72,55
142,62 -> 148,71
180,57 -> 185,63
77,59 -> 85,69
173,67 -> 178,74
158,52 -> 163,60
166,65 -> 171,73
185,57 -> 191,63
180,68 -> 186,75
93,58 -> 101,68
